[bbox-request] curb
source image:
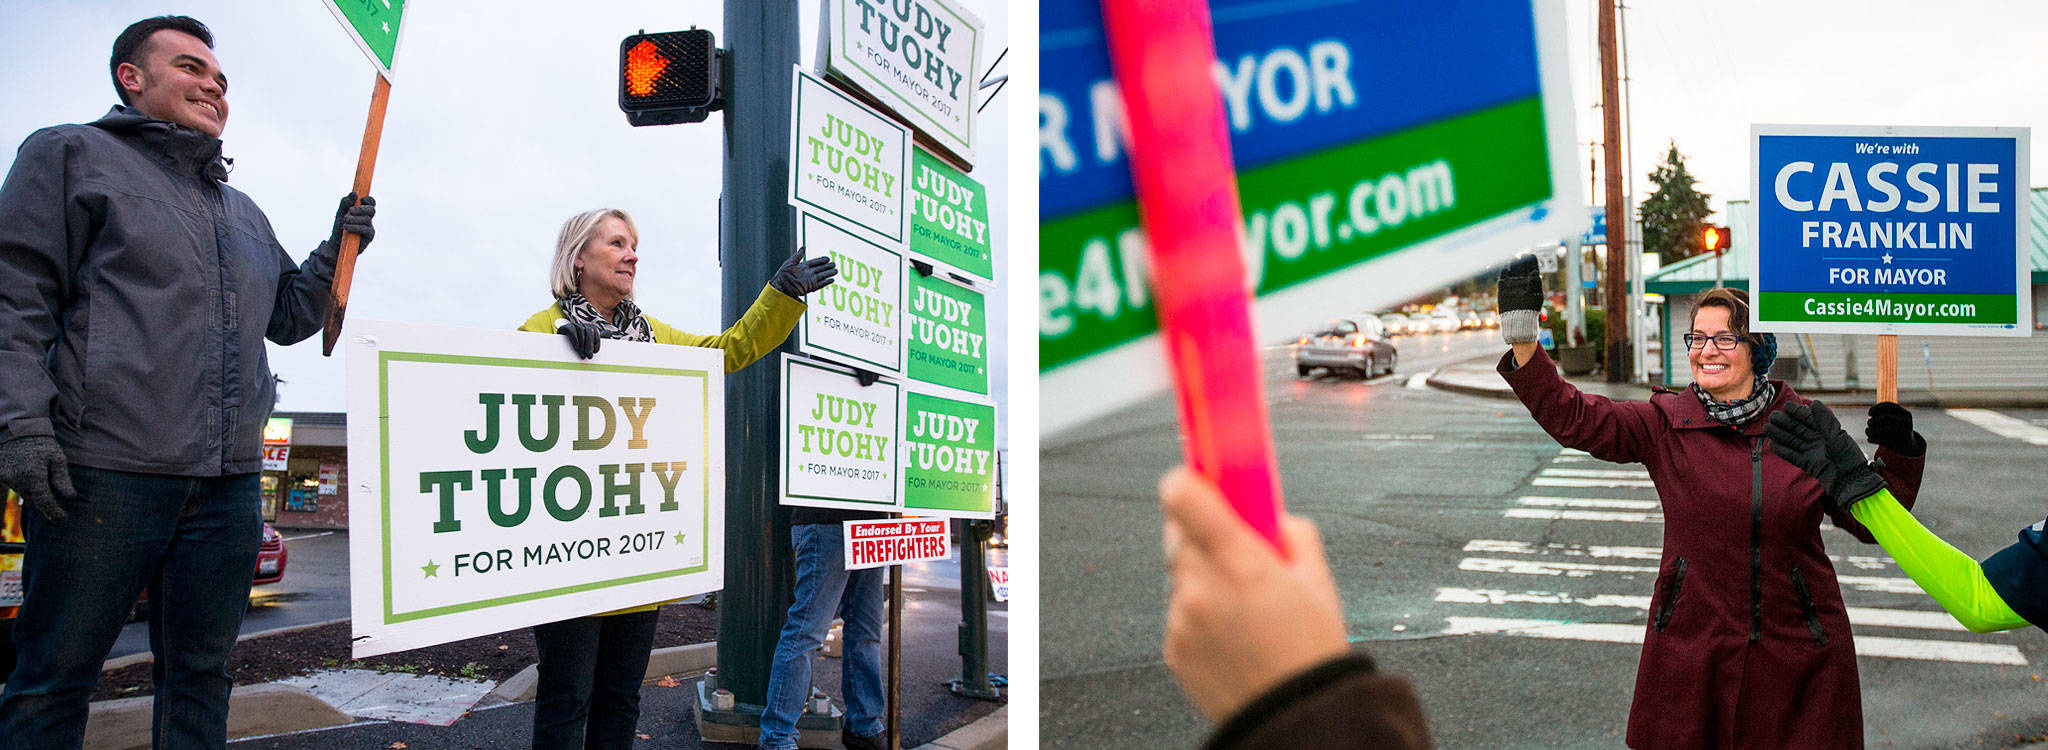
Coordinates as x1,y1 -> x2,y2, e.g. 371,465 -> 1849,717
1423,370 -> 1516,400
84,683 -> 351,750
100,616 -> 354,673
480,640 -> 720,706
912,705 -> 1007,750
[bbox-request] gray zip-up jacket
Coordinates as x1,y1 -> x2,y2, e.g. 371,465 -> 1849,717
0,106 -> 338,475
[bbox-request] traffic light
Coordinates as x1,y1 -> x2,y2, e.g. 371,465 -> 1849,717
619,29 -> 722,126
1701,224 -> 1731,253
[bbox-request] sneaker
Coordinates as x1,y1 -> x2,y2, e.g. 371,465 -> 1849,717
842,729 -> 888,750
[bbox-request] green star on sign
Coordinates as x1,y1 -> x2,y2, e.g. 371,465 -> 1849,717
421,560 -> 440,578
322,0 -> 406,76
673,532 -> 689,546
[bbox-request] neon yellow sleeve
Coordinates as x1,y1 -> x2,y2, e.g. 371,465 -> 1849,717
1847,489 -> 2031,633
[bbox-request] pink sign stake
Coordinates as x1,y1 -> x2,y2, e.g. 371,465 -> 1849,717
1101,0 -> 1284,551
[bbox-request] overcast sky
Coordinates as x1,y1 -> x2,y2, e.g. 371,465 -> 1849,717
0,0 -> 1009,420
1558,0 -> 2048,221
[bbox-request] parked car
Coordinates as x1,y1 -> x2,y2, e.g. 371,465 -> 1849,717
1294,316 -> 1398,378
1378,313 -> 1412,336
1430,310 -> 1461,333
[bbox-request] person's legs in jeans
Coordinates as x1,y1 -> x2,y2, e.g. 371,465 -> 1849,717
149,472 -> 262,749
0,467 -> 180,750
759,525 -> 851,750
583,609 -> 658,750
533,616 -> 604,750
838,566 -> 886,740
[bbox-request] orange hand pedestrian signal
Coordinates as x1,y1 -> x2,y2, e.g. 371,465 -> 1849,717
618,29 -> 721,127
624,40 -> 667,97
1701,224 -> 1731,253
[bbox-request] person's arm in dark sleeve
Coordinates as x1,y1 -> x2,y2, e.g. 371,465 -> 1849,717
1204,654 -> 1433,750
0,130 -> 79,442
265,233 -> 337,345
1500,346 -> 1659,464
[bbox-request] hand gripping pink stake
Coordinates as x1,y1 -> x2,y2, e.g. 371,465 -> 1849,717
1101,0 -> 1285,551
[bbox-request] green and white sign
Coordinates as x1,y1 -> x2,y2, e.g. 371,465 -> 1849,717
345,320 -> 722,658
781,355 -> 901,512
906,272 -> 988,395
799,213 -> 907,378
321,0 -> 407,80
825,0 -> 983,165
1037,1 -> 1585,434
908,148 -> 994,283
900,388 -> 996,519
791,66 -> 912,245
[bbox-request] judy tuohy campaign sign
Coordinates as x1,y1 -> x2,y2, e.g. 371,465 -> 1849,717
822,0 -> 983,166
779,355 -> 997,519
791,66 -> 913,246
1750,125 -> 2031,336
798,212 -> 908,378
1038,0 -> 1584,434
345,321 -> 723,657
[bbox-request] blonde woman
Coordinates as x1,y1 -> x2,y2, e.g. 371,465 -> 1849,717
517,208 -> 834,749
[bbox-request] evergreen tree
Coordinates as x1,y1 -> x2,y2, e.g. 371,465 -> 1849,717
1638,142 -> 1714,268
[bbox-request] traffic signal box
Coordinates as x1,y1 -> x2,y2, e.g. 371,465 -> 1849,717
1701,224 -> 1731,253
619,29 -> 723,126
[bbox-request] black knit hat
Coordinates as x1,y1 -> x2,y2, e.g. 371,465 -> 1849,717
1751,332 -> 1778,378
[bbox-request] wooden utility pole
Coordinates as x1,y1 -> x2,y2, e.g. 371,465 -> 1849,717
1599,0 -> 1628,382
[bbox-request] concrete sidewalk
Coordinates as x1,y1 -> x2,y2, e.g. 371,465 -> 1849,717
1426,352 -> 2048,408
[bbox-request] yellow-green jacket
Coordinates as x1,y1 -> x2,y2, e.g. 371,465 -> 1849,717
518,283 -> 804,615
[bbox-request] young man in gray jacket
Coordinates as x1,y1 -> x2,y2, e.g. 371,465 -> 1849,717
0,16 -> 376,749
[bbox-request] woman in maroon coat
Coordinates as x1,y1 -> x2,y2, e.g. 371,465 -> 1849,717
1496,270 -> 1923,749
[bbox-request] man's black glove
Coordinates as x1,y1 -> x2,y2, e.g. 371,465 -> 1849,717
555,319 -> 602,359
1866,402 -> 1925,457
0,435 -> 78,522
1496,254 -> 1543,344
329,192 -> 377,252
1766,401 -> 1886,509
770,249 -> 838,298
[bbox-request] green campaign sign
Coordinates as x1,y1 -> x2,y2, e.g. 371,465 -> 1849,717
909,148 -> 995,283
322,0 -> 407,78
825,0 -> 984,165
905,272 -> 988,395
900,389 -> 995,518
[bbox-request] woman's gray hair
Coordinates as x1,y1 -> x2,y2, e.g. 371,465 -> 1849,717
550,208 -> 638,300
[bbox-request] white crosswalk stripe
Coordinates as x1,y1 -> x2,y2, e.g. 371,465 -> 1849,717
1434,445 -> 2027,667
1946,408 -> 2048,446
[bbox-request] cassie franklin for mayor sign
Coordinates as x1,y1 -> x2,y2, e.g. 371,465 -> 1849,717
791,66 -> 911,244
345,321 -> 723,658
827,0 -> 982,165
1751,126 -> 2030,335
843,518 -> 950,570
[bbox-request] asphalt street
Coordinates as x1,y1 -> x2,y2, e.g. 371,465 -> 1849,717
1042,328 -> 2048,748
110,530 -> 353,660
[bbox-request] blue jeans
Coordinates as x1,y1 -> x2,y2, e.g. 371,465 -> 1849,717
759,523 -> 885,750
0,467 -> 261,750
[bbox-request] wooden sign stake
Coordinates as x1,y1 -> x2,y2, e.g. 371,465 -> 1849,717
1876,334 -> 1898,403
322,72 -> 393,356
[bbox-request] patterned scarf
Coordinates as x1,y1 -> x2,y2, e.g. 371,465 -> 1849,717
1695,376 -> 1778,427
559,293 -> 653,343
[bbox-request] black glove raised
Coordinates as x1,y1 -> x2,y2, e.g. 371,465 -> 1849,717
770,249 -> 838,298
1496,254 -> 1543,344
1767,401 -> 1886,508
0,435 -> 78,522
329,192 -> 377,252
1865,402 -> 1925,457
555,319 -> 602,359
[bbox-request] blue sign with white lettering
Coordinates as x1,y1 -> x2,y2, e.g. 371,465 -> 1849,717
1750,126 -> 2029,335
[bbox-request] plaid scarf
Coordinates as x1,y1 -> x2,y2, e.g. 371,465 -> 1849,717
559,293 -> 654,343
1695,376 -> 1777,427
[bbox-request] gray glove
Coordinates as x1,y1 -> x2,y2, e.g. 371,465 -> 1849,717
1766,401 -> 1886,509
1497,254 -> 1543,344
770,249 -> 838,298
0,435 -> 78,522
329,192 -> 377,252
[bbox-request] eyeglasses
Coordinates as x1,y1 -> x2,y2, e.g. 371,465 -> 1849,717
1683,333 -> 1746,351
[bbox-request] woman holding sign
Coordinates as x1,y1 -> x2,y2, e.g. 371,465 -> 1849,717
1495,257 -> 1926,749
516,208 -> 835,750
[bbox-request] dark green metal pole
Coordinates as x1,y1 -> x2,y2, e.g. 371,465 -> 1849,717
712,0 -> 797,715
950,520 -> 999,699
